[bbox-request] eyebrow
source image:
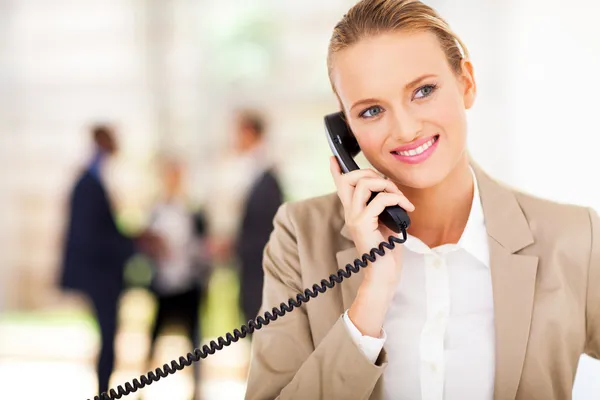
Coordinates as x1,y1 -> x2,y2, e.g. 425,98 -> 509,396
349,73 -> 439,113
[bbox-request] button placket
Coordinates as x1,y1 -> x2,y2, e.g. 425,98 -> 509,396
420,253 -> 450,400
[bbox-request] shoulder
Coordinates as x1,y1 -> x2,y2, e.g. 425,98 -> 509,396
262,168 -> 280,181
513,188 -> 591,232
73,171 -> 103,196
283,192 -> 343,224
473,163 -> 594,251
511,186 -> 594,253
254,169 -> 283,191
262,192 -> 344,283
275,192 -> 344,236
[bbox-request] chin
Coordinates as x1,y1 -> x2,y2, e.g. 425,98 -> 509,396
397,171 -> 448,189
383,161 -> 455,190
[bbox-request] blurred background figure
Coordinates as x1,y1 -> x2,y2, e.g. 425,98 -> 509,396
206,109 -> 283,326
231,110 -> 283,325
58,124 -> 163,395
145,157 -> 212,400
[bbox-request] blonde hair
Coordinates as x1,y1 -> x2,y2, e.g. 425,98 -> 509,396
327,0 -> 469,83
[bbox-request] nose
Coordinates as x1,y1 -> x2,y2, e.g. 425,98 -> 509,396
389,108 -> 423,143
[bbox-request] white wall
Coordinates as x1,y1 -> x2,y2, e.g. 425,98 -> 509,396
434,0 -> 600,209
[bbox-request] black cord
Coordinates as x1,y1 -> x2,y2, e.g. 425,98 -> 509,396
90,228 -> 407,400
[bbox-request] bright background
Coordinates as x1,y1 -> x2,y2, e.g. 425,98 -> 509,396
0,0 -> 599,399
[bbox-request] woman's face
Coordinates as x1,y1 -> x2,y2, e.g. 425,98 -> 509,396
330,30 -> 476,189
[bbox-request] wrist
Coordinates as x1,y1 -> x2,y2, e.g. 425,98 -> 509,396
362,272 -> 400,293
348,284 -> 395,337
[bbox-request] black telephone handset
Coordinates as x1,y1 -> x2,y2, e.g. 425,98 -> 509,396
88,113 -> 408,400
325,111 -> 411,233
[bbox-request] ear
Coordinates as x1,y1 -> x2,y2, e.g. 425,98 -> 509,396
460,59 -> 476,109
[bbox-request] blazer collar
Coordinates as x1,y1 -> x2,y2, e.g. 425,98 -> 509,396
471,161 -> 534,252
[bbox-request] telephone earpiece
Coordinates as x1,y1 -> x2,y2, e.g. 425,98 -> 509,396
324,111 -> 411,232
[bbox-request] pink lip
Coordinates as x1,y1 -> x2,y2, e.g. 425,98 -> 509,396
391,135 -> 438,152
390,135 -> 439,165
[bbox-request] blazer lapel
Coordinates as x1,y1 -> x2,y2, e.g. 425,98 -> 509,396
472,163 -> 539,400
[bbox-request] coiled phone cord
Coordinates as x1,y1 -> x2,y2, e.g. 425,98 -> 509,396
91,228 -> 407,400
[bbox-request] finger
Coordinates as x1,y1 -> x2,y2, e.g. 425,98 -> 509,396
337,168 -> 383,206
330,157 -> 382,206
339,168 -> 382,188
354,177 -> 404,200
351,178 -> 413,217
329,156 -> 341,181
359,192 -> 415,221
330,156 -> 353,206
351,178 -> 398,218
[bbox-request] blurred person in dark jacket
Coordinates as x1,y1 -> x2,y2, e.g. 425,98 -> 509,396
59,124 -> 162,395
231,110 -> 284,325
146,157 -> 212,399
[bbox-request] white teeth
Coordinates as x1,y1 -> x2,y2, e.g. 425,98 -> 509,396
397,137 -> 436,157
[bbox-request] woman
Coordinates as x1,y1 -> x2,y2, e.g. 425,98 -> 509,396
244,1 -> 600,399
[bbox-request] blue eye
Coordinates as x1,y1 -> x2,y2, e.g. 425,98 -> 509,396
414,84 -> 438,100
359,105 -> 384,119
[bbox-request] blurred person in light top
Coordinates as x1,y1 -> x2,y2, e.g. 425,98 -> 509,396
145,156 -> 212,400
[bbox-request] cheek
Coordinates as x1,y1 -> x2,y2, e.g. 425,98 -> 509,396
428,91 -> 467,142
355,126 -> 388,157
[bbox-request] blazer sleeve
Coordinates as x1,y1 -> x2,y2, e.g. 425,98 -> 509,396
585,207 -> 600,358
244,203 -> 387,400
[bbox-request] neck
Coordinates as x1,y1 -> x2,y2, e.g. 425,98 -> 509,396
241,138 -> 264,154
396,154 -> 474,248
93,149 -> 106,163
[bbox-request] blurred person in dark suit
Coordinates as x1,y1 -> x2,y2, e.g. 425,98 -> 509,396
59,124 -> 162,395
146,157 -> 212,399
231,110 -> 284,325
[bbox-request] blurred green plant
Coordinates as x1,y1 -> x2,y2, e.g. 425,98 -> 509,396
123,254 -> 154,288
200,265 -> 244,340
0,307 -> 96,329
200,2 -> 277,86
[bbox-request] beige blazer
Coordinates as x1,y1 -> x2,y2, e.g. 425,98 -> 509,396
244,163 -> 600,400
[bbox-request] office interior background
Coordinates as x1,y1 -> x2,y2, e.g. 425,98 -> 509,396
0,0 -> 599,398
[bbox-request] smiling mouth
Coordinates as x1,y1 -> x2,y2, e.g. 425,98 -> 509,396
391,135 -> 439,157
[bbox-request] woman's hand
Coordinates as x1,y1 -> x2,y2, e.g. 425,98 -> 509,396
330,156 -> 414,336
330,156 -> 413,287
